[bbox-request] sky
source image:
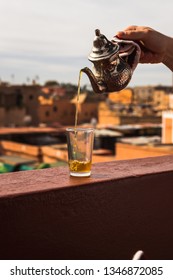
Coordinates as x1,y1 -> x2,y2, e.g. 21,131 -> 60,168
0,0 -> 172,87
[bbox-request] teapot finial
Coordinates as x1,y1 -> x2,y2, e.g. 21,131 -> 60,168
95,29 -> 100,36
88,29 -> 119,61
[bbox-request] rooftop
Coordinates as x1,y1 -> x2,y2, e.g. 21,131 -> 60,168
0,126 -> 65,135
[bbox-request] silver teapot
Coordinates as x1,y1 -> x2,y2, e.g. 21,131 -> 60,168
81,29 -> 132,94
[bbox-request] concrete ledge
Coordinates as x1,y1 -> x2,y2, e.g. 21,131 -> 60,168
0,155 -> 173,259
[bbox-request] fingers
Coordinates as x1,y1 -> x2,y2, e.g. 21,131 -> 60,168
116,26 -> 149,41
116,25 -> 138,39
116,25 -> 138,36
124,25 -> 138,31
116,30 -> 143,40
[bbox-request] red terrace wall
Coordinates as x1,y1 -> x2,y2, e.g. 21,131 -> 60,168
0,155 -> 173,260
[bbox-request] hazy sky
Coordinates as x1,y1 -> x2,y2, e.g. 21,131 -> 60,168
0,0 -> 172,87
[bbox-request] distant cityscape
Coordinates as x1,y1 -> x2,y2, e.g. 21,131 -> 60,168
0,80 -> 173,173
0,80 -> 173,127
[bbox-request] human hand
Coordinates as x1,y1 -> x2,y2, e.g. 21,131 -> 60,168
116,25 -> 170,65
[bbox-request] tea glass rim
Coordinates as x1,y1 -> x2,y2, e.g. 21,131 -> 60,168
66,127 -> 94,133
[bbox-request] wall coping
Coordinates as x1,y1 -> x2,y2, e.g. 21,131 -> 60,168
1,154 -> 173,259
1,154 -> 173,199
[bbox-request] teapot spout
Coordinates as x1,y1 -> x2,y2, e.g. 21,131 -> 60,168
81,67 -> 106,94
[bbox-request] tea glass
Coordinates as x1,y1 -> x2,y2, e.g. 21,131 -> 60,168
66,127 -> 94,177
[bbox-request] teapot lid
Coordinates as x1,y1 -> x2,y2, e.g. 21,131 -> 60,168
88,29 -> 119,62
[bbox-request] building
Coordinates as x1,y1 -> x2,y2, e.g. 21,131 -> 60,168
108,88 -> 133,105
0,84 -> 172,128
0,107 -> 26,127
0,84 -> 101,127
0,85 -> 27,126
162,111 -> 173,144
133,86 -> 154,105
38,99 -> 76,126
0,84 -> 41,126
